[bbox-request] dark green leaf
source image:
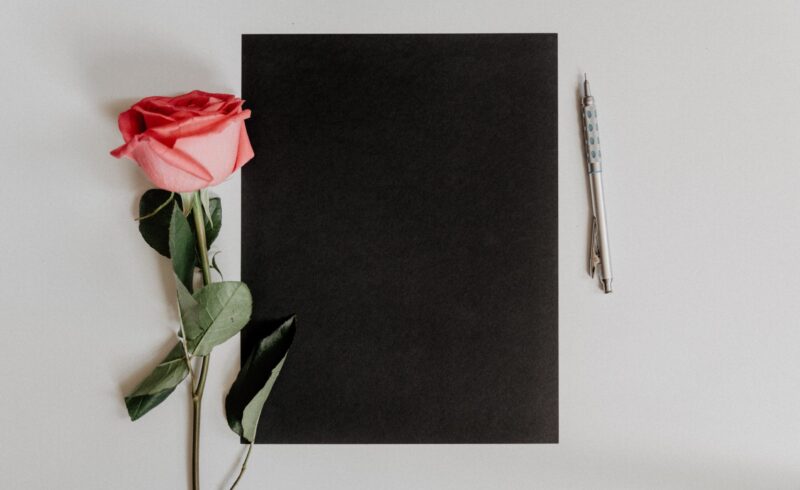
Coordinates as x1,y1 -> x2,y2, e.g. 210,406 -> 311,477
204,196 -> 222,246
169,206 -> 195,292
200,189 -> 212,228
210,251 -> 224,280
177,279 -> 253,356
137,189 -> 221,258
137,189 -> 175,257
124,342 -> 190,421
225,316 -> 296,442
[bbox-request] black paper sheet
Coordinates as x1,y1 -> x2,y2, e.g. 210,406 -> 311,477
242,34 -> 558,443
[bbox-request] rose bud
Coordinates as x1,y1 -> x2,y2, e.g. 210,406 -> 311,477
110,90 -> 255,192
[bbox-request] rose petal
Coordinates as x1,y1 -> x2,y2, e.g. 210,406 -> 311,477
172,115 -> 247,186
233,114 -> 254,171
146,113 -> 229,147
117,109 -> 145,143
110,138 -> 135,158
220,98 -> 245,115
132,105 -> 175,130
132,136 -> 214,192
204,100 -> 225,113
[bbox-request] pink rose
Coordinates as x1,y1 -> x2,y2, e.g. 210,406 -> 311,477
110,90 -> 255,192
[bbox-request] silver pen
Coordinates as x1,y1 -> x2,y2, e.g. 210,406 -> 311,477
582,74 -> 613,293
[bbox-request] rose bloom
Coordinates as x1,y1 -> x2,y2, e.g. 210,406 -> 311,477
110,90 -> 254,192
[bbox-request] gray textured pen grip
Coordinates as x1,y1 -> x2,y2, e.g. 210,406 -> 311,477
582,105 -> 602,173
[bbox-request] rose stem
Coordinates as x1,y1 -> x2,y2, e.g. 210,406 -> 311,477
229,441 -> 254,490
191,192 -> 212,490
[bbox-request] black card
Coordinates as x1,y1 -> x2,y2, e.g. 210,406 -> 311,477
242,34 -> 558,443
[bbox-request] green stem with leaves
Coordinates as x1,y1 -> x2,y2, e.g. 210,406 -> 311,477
191,193 -> 212,490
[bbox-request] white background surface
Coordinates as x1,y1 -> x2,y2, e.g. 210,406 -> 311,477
1,1 -> 799,488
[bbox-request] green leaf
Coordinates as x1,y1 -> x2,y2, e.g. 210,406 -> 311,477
169,205 -> 195,292
124,342 -> 190,421
137,189 -> 175,257
204,196 -> 222,246
136,192 -> 174,222
178,280 -> 253,356
136,189 -> 221,258
210,251 -> 224,280
199,189 -> 212,228
225,316 -> 296,442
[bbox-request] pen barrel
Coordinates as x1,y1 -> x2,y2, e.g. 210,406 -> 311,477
589,172 -> 613,281
583,100 -> 613,287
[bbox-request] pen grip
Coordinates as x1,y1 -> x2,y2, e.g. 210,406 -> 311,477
582,104 -> 602,172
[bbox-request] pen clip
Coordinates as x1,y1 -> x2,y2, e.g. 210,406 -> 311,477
589,216 -> 601,278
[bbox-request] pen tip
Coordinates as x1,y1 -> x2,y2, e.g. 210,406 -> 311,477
583,74 -> 591,96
